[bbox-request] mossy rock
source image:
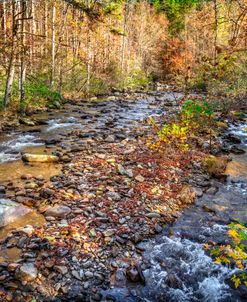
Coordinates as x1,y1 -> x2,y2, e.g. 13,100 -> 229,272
203,155 -> 229,176
230,111 -> 245,120
216,121 -> 228,130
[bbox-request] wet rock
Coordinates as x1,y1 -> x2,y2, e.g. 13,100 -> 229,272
19,117 -> 36,126
22,153 -> 59,163
154,224 -> 163,233
24,182 -> 38,189
45,138 -> 61,145
230,146 -> 245,154
192,187 -> 203,197
18,225 -> 34,236
112,269 -> 127,287
15,263 -> 37,282
206,186 -> 218,195
45,205 -> 71,218
0,186 -> 6,194
107,96 -> 117,101
85,271 -> 94,278
126,267 -> 140,282
166,273 -> 183,289
224,134 -> 241,144
21,174 -> 33,180
40,188 -> 55,198
0,199 -> 31,227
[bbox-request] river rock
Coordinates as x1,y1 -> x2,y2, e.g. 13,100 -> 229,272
55,265 -> 68,275
0,186 -> 6,194
192,187 -> 203,197
135,175 -> 145,182
19,117 -> 36,126
15,263 -> 37,282
166,273 -> 183,289
0,199 -> 31,227
146,212 -> 161,219
230,146 -> 245,154
45,205 -> 71,218
203,155 -> 229,177
40,188 -> 55,198
126,267 -> 140,282
107,96 -> 116,101
22,153 -> 59,163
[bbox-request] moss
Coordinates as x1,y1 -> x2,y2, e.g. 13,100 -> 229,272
203,155 -> 229,176
233,111 -> 245,119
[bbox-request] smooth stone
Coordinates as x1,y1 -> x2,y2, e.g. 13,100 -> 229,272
19,117 -> 36,126
193,187 -> 203,197
45,205 -> 71,218
146,212 -> 161,219
135,175 -> 145,182
55,265 -> 68,275
105,135 -> 115,143
15,263 -> 37,282
22,153 -> 59,163
0,199 -> 31,227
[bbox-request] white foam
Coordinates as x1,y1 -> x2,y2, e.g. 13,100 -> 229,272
0,134 -> 42,163
45,117 -> 80,132
142,236 -> 232,301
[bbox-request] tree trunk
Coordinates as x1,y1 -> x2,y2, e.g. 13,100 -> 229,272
121,1 -> 129,71
3,1 -> 17,108
51,1 -> 56,88
2,1 -> 7,65
19,0 -> 27,113
213,0 -> 218,67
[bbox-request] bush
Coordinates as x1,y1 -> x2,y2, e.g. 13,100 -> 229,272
207,221 -> 247,289
147,99 -> 214,153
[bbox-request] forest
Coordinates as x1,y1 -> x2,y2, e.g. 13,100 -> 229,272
0,0 -> 247,302
0,0 -> 246,112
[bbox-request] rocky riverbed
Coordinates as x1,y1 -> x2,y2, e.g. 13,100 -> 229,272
0,91 -> 246,302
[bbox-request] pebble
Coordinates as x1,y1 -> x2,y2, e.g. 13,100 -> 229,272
85,271 -> 94,278
55,266 -> 68,275
135,175 -> 145,182
146,212 -> 161,218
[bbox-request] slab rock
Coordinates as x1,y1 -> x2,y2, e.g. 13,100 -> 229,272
45,205 -> 71,218
0,199 -> 31,227
22,153 -> 59,163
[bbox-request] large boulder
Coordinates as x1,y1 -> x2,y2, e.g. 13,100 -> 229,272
22,153 -> 59,163
0,199 -> 31,227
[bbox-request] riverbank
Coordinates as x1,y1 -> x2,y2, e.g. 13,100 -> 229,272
0,92 -> 246,301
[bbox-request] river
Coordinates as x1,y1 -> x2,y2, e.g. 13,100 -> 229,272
0,93 -> 246,301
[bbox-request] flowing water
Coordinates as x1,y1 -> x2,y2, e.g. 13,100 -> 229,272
101,120 -> 247,302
